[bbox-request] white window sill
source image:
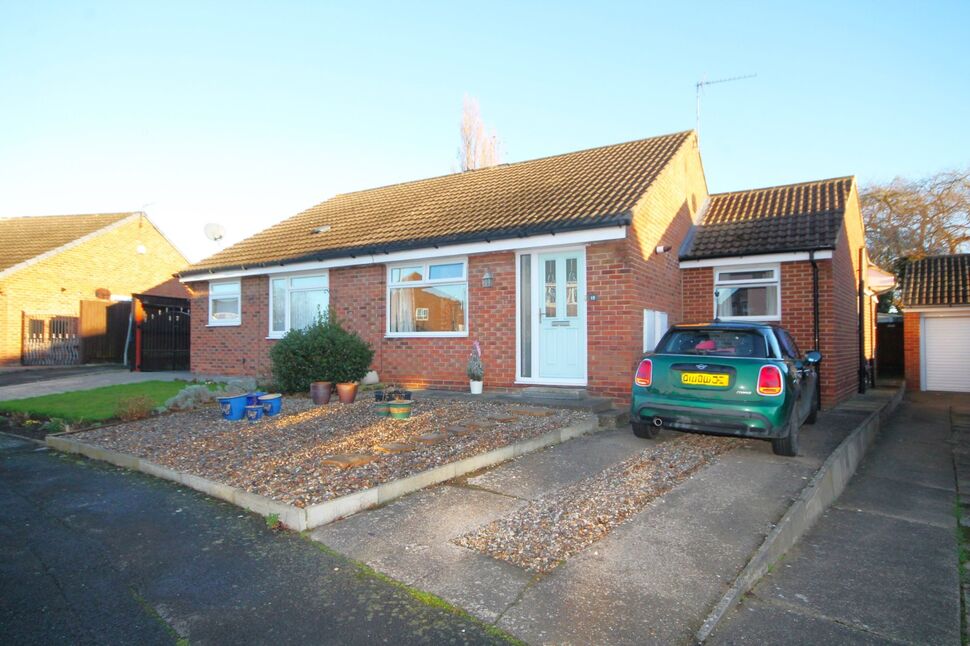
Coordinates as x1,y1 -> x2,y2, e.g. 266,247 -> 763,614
207,321 -> 241,327
266,335 -> 284,340
385,332 -> 469,339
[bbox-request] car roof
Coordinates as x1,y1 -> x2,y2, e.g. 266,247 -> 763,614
670,321 -> 778,331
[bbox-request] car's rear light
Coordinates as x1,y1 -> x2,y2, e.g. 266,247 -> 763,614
757,365 -> 783,396
635,359 -> 652,387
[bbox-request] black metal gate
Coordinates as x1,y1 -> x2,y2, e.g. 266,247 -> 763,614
135,294 -> 190,371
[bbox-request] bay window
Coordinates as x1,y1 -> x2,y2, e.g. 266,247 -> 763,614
387,259 -> 468,336
208,280 -> 241,326
269,273 -> 329,337
714,265 -> 780,320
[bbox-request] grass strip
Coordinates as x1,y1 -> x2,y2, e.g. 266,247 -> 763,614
0,380 -> 197,423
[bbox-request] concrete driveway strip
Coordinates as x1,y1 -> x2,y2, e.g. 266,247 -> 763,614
0,370 -> 211,401
313,393 -> 879,645
709,393 -> 960,645
0,436 -> 513,645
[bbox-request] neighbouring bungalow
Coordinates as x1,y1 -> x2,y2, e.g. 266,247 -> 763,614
0,212 -> 188,367
900,253 -> 970,393
179,130 -> 891,407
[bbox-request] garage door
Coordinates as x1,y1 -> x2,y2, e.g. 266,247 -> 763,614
924,316 -> 970,392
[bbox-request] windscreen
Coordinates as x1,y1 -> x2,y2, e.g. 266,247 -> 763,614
656,329 -> 769,358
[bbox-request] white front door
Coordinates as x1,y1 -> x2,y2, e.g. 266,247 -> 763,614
516,248 -> 587,384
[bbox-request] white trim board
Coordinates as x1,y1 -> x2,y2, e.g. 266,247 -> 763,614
180,226 -> 628,282
679,250 -> 833,269
903,306 -> 970,314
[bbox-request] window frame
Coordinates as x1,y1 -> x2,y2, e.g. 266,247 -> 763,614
385,257 -> 469,338
267,271 -> 330,339
208,279 -> 241,327
713,264 -> 782,322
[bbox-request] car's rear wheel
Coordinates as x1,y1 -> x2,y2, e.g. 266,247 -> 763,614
771,413 -> 800,457
632,420 -> 660,439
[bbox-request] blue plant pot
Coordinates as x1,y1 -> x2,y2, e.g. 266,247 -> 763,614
258,393 -> 282,416
245,405 -> 263,423
218,394 -> 248,421
245,391 -> 267,407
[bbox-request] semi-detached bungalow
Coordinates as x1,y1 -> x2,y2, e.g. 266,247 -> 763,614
179,130 -> 890,408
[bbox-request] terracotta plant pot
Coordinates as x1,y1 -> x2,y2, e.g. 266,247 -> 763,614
336,382 -> 358,404
310,381 -> 332,405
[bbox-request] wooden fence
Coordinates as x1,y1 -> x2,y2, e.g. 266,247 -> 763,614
79,300 -> 132,363
22,314 -> 81,365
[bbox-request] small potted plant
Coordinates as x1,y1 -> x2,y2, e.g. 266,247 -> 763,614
467,340 -> 484,394
330,322 -> 375,404
386,387 -> 413,419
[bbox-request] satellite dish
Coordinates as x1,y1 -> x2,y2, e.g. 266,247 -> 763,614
204,223 -> 225,242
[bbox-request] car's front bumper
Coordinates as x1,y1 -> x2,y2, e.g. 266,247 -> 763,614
633,400 -> 788,439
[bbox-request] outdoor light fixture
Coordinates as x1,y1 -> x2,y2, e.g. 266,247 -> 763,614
482,269 -> 493,288
655,245 -> 671,254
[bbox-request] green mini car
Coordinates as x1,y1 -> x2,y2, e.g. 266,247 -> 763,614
629,322 -> 822,456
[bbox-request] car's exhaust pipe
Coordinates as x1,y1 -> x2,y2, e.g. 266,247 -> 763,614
652,417 -> 664,428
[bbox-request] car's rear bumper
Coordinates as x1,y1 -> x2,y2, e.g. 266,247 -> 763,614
633,401 -> 788,439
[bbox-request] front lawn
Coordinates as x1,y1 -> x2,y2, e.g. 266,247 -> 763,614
0,380 -> 199,423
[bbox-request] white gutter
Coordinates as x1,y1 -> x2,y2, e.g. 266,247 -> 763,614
679,250 -> 833,269
180,225 -> 628,282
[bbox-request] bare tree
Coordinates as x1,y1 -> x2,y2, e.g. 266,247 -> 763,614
458,95 -> 501,171
862,169 -> 970,270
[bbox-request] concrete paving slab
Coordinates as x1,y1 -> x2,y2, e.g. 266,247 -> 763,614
834,473 -> 955,528
753,507 -> 958,645
494,447 -> 818,645
312,484 -> 531,620
855,436 -> 955,492
710,598 -> 890,645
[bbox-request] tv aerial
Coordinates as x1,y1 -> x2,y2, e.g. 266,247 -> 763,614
695,73 -> 756,142
204,222 -> 226,242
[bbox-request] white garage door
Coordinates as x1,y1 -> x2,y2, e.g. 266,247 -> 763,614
923,316 -> 970,392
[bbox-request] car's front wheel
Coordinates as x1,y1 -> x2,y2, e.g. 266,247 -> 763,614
632,420 -> 660,439
771,413 -> 800,457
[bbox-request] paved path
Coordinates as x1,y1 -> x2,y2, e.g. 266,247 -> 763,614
0,436 -> 512,645
0,369 -> 204,401
709,392 -> 961,645
312,385 -> 901,645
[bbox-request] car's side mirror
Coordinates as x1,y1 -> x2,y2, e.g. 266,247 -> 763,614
805,351 -> 822,364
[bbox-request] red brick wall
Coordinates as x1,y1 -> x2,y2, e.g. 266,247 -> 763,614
682,259 -> 850,408
188,252 -> 518,390
379,252 -> 517,390
0,215 -> 187,366
187,276 -> 275,377
586,132 -> 708,402
903,311 -> 921,390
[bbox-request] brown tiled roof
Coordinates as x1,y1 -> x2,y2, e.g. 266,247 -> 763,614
680,177 -> 854,260
0,213 -> 135,274
182,131 -> 693,276
901,254 -> 970,307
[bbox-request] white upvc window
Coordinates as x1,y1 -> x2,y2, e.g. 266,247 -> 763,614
713,264 -> 781,321
269,272 -> 330,338
386,258 -> 468,337
208,280 -> 241,326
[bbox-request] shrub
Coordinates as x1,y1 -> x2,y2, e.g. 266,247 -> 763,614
164,384 -> 216,411
116,395 -> 155,421
269,314 -> 375,393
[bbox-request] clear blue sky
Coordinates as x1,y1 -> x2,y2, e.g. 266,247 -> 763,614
2,1 -> 968,261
